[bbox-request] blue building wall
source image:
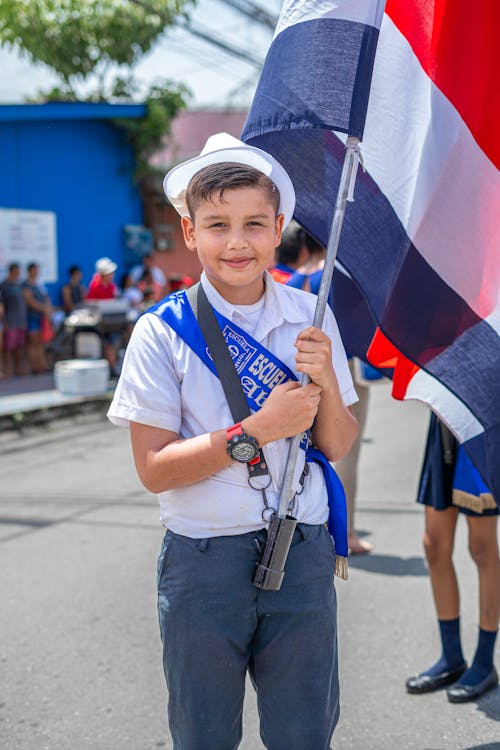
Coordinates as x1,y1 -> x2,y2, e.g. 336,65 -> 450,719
0,104 -> 145,305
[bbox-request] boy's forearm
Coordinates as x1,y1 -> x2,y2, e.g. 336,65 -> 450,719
311,386 -> 358,462
131,424 -> 233,493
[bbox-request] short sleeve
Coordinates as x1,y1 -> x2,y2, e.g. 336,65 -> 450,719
322,305 -> 358,407
107,313 -> 182,432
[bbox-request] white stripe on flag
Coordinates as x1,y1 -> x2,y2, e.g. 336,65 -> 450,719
404,369 -> 484,443
274,0 -> 386,39
362,15 -> 500,322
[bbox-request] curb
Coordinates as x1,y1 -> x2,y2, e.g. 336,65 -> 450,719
0,390 -> 114,432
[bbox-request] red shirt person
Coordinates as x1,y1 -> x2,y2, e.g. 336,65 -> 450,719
87,257 -> 118,300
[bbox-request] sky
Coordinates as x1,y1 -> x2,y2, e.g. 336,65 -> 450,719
0,0 -> 281,109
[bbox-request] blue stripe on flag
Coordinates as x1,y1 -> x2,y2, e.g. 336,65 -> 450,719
242,18 -> 380,141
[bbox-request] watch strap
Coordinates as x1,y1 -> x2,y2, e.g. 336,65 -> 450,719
226,422 -> 243,441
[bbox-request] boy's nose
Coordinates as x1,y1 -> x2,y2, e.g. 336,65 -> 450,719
227,231 -> 249,250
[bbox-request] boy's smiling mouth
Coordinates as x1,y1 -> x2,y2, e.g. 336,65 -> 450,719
223,257 -> 253,268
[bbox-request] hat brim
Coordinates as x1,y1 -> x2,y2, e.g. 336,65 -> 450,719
163,144 -> 296,229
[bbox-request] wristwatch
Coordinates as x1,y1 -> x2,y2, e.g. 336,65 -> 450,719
226,423 -> 260,463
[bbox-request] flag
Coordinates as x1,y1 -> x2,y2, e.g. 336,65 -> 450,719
242,0 -> 500,504
243,0 -> 386,143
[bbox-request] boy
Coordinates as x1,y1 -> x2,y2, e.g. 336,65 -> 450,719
108,133 -> 358,750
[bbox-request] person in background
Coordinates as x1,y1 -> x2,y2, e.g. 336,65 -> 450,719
86,257 -> 119,375
120,271 -> 143,312
0,262 -> 28,377
269,219 -> 310,284
130,252 -> 166,292
406,414 -> 499,702
137,268 -> 164,303
278,223 -> 373,554
285,225 -> 326,293
140,286 -> 156,311
22,262 -> 52,374
62,265 -> 86,315
334,365 -> 374,553
167,274 -> 194,293
86,257 -> 118,300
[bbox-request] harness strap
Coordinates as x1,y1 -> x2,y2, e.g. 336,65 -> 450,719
186,283 -> 270,481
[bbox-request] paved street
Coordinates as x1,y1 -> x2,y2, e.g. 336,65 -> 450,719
1,385 -> 499,749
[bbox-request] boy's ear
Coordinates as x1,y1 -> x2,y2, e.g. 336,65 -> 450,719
274,213 -> 285,247
181,216 -> 197,252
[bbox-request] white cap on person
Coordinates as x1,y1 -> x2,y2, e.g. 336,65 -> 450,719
163,132 -> 296,229
95,257 -> 117,275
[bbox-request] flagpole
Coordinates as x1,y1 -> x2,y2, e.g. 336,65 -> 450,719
277,135 -> 361,518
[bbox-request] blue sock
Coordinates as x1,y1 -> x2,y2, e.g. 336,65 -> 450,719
423,617 -> 465,676
456,628 -> 498,686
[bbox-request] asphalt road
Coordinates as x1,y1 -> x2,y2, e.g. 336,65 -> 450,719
1,385 -> 499,749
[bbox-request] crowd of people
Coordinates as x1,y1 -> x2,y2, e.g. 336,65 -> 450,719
0,253 -> 193,378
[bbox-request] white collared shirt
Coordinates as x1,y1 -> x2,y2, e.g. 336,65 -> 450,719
108,272 -> 357,537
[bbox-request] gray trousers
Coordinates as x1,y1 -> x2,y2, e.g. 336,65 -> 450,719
157,523 -> 339,750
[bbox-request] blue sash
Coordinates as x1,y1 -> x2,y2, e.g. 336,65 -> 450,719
148,290 -> 349,560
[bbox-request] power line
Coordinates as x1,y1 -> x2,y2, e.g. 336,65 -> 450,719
216,0 -> 278,30
129,0 -> 270,68
176,17 -> 264,67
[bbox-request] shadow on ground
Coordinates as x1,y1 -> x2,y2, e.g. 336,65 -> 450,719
349,552 -> 428,576
474,686 -> 500,722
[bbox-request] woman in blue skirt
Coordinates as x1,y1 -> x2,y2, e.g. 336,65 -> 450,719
406,413 -> 499,702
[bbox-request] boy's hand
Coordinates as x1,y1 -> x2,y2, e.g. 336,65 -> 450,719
294,327 -> 336,391
243,381 -> 321,445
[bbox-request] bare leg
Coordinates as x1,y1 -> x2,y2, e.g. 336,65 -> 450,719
447,514 -> 500,695
27,331 -> 47,373
406,505 -> 465,690
424,505 -> 460,619
12,345 -> 27,376
103,342 -> 116,374
466,515 -> 500,631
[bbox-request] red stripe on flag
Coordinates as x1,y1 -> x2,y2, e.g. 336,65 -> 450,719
367,328 -> 419,400
385,0 -> 500,169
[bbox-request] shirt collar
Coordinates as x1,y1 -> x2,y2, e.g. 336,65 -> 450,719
199,271 -> 307,340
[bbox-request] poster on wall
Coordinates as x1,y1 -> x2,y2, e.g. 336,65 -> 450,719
0,208 -> 58,282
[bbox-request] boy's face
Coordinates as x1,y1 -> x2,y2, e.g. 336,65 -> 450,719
181,185 -> 284,304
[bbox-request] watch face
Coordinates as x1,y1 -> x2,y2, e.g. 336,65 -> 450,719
231,439 -> 259,463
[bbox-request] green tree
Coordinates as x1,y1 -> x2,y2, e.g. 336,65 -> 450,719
0,0 -> 194,176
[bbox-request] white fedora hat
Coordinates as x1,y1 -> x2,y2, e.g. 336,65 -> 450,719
163,132 -> 296,228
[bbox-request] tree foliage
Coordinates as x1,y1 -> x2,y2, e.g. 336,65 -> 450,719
0,1 -> 191,92
0,0 -> 194,177
113,81 -> 191,179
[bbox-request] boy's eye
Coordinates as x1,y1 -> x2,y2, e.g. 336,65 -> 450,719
247,221 -> 263,227
208,222 -> 225,228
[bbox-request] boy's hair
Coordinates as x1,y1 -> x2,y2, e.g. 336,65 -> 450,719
185,163 -> 280,219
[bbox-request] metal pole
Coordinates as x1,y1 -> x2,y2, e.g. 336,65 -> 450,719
276,135 -> 360,517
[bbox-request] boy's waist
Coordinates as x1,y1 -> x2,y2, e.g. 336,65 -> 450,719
157,466 -> 329,538
163,523 -> 326,546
